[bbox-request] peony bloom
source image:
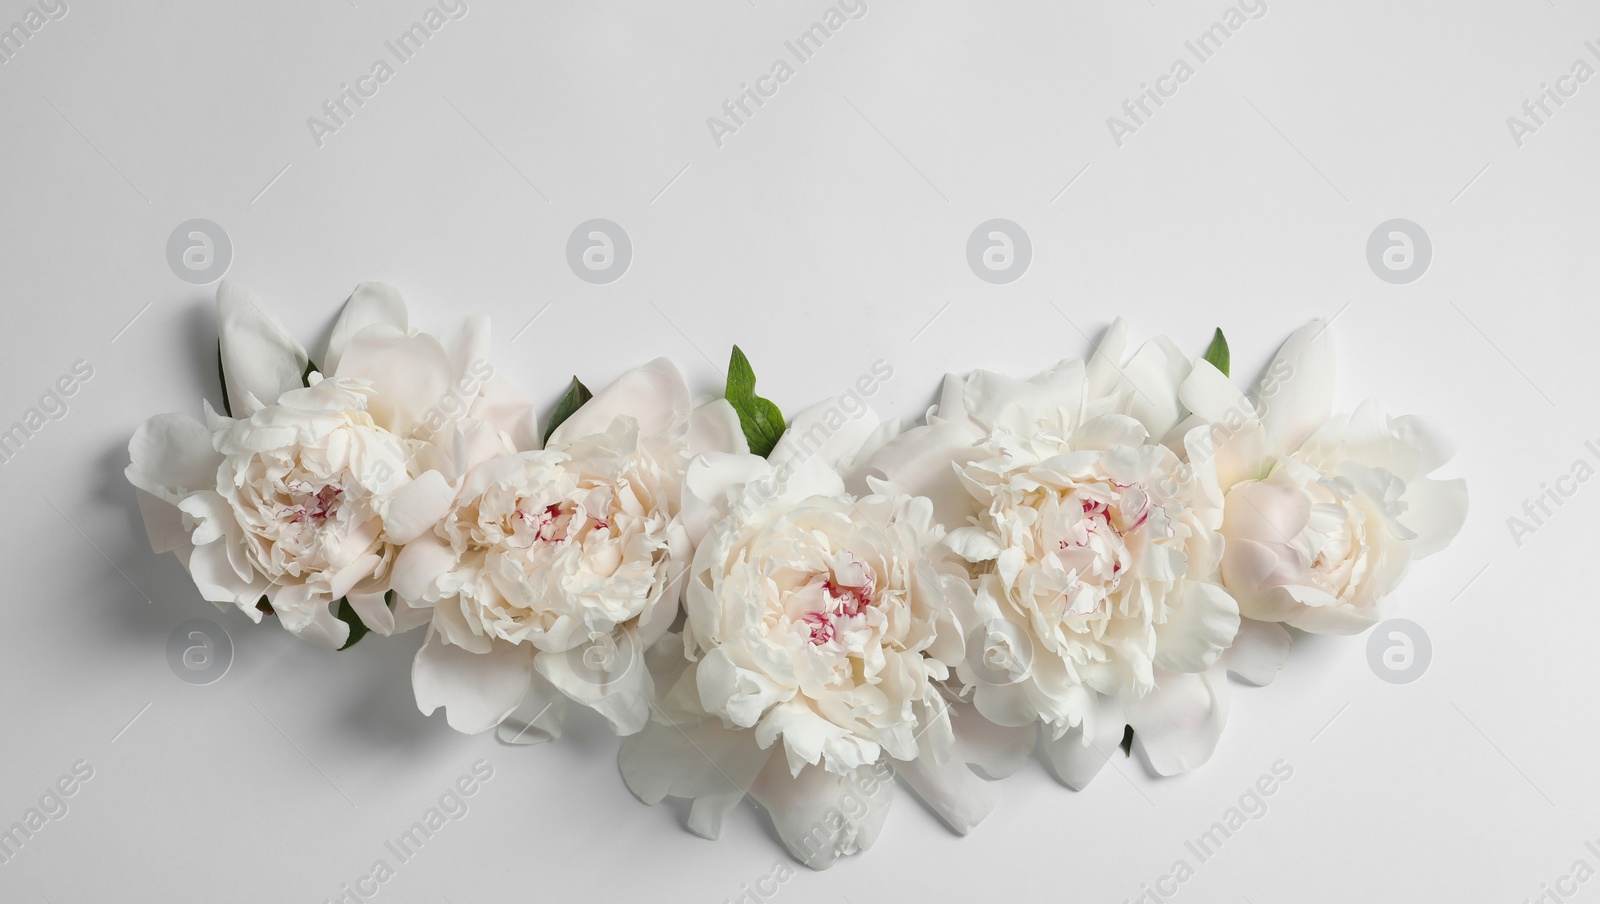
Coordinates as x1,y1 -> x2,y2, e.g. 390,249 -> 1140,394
620,399 -> 1031,869
398,359 -> 748,739
1178,322 -> 1469,634
867,320 -> 1285,784
127,281 -> 518,648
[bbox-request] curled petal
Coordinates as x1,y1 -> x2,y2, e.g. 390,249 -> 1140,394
412,628 -> 532,734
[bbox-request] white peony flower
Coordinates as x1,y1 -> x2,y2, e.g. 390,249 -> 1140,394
398,359 -> 748,739
1177,322 -> 1469,634
621,399 -> 1033,869
867,320 -> 1285,785
126,281 -> 524,648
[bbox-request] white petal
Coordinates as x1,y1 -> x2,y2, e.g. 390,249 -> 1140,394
187,537 -> 270,610
346,586 -> 395,636
618,710 -> 771,840
749,757 -> 894,870
862,421 -> 982,529
1153,581 -> 1241,674
1401,476 -> 1468,559
383,470 -> 456,545
324,282 -> 408,377
550,357 -> 690,445
412,628 -> 533,734
390,595 -> 435,634
687,398 -> 748,455
216,281 -> 308,414
962,360 -> 1085,436
495,671 -> 569,745
439,314 -> 492,394
1038,691 -> 1126,789
126,413 -> 221,498
391,532 -> 455,602
468,376 -> 539,452
534,629 -> 653,735
681,452 -> 772,544
133,489 -> 191,555
1126,669 -> 1230,776
1179,358 -> 1254,424
1085,317 -> 1129,399
333,330 -> 455,437
768,396 -> 880,476
1121,335 -> 1191,439
1039,727 -> 1111,790
951,699 -> 1037,780
894,753 -> 997,835
1260,320 -> 1334,457
1220,618 -> 1293,685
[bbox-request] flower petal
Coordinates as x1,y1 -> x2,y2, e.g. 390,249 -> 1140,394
412,628 -> 533,734
749,757 -> 894,870
495,671 -> 569,745
1126,669 -> 1230,776
1153,581 -> 1241,674
862,421 -> 982,529
768,396 -> 880,477
333,330 -> 455,437
216,281 -> 308,415
1220,618 -> 1293,685
894,753 -> 998,835
346,585 -> 395,636
1260,320 -> 1334,457
534,629 -> 653,736
324,282 -> 408,377
687,398 -> 748,456
1402,476 -> 1469,559
549,357 -> 690,445
383,470 -> 456,545
468,376 -> 539,453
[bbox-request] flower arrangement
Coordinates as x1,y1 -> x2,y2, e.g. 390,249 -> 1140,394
127,283 -> 1467,869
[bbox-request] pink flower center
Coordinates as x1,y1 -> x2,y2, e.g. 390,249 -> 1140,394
284,480 -> 343,525
802,611 -> 835,644
802,568 -> 876,645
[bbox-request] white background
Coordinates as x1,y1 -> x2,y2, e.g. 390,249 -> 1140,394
0,1 -> 1593,902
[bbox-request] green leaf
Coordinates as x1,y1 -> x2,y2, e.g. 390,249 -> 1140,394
725,346 -> 786,458
1119,724 -> 1135,758
301,357 -> 319,387
543,376 -> 594,445
216,341 -> 233,417
1203,328 -> 1230,377
335,596 -> 372,651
